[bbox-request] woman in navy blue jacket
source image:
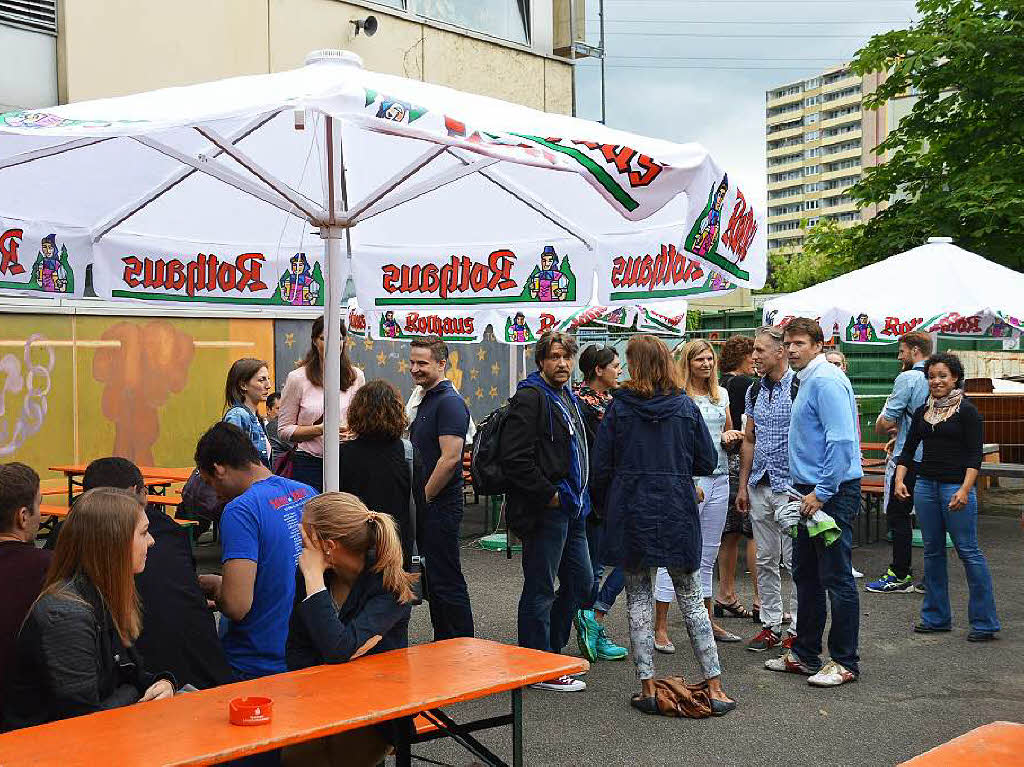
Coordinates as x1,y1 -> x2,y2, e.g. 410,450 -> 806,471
284,492 -> 418,767
592,335 -> 736,716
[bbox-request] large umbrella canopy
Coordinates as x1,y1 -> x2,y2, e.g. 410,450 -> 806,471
0,49 -> 768,488
763,237 -> 1024,344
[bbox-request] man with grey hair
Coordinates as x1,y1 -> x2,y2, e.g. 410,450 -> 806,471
736,326 -> 799,653
501,331 -> 593,692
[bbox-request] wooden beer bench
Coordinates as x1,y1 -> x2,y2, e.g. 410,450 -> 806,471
39,503 -> 197,528
0,638 -> 587,767
49,464 -> 189,506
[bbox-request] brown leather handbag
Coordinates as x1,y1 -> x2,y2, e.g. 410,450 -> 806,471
652,676 -> 714,718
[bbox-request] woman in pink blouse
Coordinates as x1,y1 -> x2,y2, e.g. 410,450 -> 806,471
278,316 -> 365,491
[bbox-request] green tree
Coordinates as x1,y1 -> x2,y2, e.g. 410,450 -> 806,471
842,0 -> 1024,269
766,218 -> 856,292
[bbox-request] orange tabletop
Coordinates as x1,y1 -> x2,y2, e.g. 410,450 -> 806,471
900,721 -> 1024,766
50,465 -> 194,483
0,638 -> 586,767
39,503 -> 197,527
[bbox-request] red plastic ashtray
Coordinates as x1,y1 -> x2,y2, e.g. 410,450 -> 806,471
229,696 -> 273,726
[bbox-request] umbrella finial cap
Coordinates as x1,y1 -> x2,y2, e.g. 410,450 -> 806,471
305,49 -> 364,68
927,236 -> 954,244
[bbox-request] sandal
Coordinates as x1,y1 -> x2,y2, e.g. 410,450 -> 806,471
713,599 -> 752,619
713,628 -> 743,643
751,604 -> 761,624
630,694 -> 662,715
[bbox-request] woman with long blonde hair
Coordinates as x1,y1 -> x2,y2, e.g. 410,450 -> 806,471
3,489 -> 176,730
284,492 -> 417,767
592,335 -> 736,716
654,340 -> 746,652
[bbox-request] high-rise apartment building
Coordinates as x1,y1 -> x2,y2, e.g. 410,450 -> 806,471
765,64 -> 889,255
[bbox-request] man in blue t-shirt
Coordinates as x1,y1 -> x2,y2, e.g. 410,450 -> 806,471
195,422 -> 315,679
408,336 -> 474,640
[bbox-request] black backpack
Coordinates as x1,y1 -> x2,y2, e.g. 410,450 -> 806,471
470,401 -> 513,496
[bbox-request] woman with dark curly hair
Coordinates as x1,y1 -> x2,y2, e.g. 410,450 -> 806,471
336,380 -> 426,564
896,352 -> 999,641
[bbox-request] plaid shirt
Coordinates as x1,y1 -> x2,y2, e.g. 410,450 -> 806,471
745,368 -> 795,493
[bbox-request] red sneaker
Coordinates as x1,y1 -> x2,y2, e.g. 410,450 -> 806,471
745,628 -> 781,652
781,634 -> 795,650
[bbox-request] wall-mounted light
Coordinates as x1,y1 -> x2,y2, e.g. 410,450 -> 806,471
351,15 -> 378,37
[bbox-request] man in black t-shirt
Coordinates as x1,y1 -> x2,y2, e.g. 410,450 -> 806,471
408,337 -> 474,640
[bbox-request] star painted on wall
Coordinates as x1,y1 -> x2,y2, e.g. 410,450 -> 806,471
363,337 -> 375,350
376,350 -> 387,366
397,359 -> 409,374
491,362 -> 501,376
284,332 -> 295,348
475,387 -> 484,398
470,368 -> 479,381
489,386 -> 498,398
477,347 -> 487,361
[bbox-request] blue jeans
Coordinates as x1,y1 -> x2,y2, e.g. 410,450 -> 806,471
422,491 -> 474,640
914,479 -> 1000,633
290,451 -> 323,493
584,517 -> 626,614
792,479 -> 861,675
518,510 -> 593,653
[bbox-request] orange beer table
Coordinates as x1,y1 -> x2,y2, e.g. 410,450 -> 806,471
900,721 -> 1024,766
0,638 -> 587,767
49,464 -> 191,505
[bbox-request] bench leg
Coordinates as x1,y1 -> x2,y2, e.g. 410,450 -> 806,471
512,688 -> 523,767
394,729 -> 412,767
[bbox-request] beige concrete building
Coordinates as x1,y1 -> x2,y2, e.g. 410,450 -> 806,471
765,63 -> 891,255
3,1 -> 580,115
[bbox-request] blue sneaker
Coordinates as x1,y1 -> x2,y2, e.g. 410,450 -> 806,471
866,569 -> 914,594
574,609 -> 597,662
595,623 -> 628,660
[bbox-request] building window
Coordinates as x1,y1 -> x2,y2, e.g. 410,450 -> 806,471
409,0 -> 530,44
804,77 -> 821,90
804,130 -> 820,141
804,95 -> 820,107
805,181 -> 823,193
804,112 -> 820,125
805,199 -> 819,211
0,0 -> 56,35
803,164 -> 821,176
804,147 -> 822,159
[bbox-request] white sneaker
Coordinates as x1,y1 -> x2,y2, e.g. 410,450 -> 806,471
530,675 -> 586,692
852,567 -> 864,578
808,660 -> 857,687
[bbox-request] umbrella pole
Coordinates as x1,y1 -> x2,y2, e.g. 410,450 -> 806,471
321,225 -> 345,493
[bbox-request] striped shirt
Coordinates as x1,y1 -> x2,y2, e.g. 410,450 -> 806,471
745,368 -> 795,493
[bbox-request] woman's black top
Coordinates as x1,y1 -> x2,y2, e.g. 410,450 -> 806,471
898,398 -> 984,484
338,437 -> 427,565
721,373 -> 754,429
2,576 -> 175,731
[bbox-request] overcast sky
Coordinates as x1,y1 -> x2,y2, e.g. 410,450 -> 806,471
573,0 -> 921,209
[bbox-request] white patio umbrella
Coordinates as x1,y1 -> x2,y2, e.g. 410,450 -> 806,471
763,237 -> 1024,345
0,49 -> 766,490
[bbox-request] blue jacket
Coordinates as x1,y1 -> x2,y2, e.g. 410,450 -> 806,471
591,388 -> 717,572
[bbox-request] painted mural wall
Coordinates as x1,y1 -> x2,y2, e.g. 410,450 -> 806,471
1,314 -> 275,481
2,313 -> 511,482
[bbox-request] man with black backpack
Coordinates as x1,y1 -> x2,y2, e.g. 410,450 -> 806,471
736,325 -> 799,654
500,331 -> 593,692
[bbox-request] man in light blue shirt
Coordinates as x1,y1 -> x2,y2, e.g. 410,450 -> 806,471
765,318 -> 861,689
867,332 -> 931,594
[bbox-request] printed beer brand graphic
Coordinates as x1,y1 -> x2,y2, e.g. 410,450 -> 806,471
683,175 -> 757,281
364,89 -> 427,124
276,252 -> 324,307
0,228 -> 75,294
376,311 -> 477,342
846,313 -> 879,343
607,242 -> 732,301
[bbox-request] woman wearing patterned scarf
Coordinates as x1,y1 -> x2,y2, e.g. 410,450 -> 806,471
895,352 -> 999,642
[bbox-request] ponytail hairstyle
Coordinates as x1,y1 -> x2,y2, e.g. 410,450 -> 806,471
578,344 -> 618,384
301,492 -> 417,604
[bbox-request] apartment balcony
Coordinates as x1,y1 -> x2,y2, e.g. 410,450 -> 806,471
767,156 -> 804,174
766,141 -> 804,157
767,175 -> 805,192
821,128 -> 862,147
819,112 -> 861,130
768,226 -> 805,239
766,89 -> 803,108
822,145 -> 861,163
767,107 -> 804,126
767,125 -> 803,142
767,209 -> 806,225
821,74 -> 860,93
822,92 -> 862,110
821,165 -> 862,182
821,199 -> 859,215
820,184 -> 857,200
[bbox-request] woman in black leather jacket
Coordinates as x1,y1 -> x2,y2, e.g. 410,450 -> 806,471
3,488 -> 176,731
